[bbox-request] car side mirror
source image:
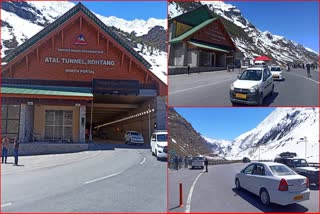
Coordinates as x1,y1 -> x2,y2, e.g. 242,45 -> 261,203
241,169 -> 244,173
237,75 -> 240,79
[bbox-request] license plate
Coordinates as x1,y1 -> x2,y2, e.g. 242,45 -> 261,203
273,75 -> 279,78
235,93 -> 247,99
294,195 -> 303,201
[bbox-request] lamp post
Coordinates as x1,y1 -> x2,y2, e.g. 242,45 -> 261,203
304,136 -> 308,160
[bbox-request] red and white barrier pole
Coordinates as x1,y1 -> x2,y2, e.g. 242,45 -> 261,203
179,183 -> 183,207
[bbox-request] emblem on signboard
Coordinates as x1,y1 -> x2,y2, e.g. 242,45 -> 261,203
74,34 -> 87,45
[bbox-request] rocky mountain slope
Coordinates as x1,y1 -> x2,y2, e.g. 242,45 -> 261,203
1,1 -> 167,83
225,108 -> 319,162
169,1 -> 318,65
168,108 -> 215,158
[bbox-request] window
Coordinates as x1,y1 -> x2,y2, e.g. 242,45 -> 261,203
1,105 -> 20,139
270,165 -> 296,176
243,164 -> 254,174
44,110 -> 73,141
252,164 -> 265,175
156,134 -> 167,142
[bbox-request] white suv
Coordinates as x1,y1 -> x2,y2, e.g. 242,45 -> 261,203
125,131 -> 144,145
150,130 -> 168,160
230,67 -> 274,105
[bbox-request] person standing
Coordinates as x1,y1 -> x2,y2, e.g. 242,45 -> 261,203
204,158 -> 209,172
2,136 -> 9,164
13,137 -> 19,166
306,63 -> 311,77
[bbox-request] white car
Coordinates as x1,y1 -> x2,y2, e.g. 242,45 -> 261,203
124,131 -> 144,145
150,130 -> 167,160
230,67 -> 274,105
190,156 -> 205,169
235,162 -> 310,206
270,66 -> 283,80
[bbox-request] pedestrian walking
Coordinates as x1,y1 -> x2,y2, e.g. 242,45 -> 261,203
13,137 -> 19,166
306,63 -> 311,77
2,136 -> 10,164
184,156 -> 188,168
204,158 -> 208,172
174,156 -> 179,170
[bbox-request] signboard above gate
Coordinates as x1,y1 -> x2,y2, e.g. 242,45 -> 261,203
93,79 -> 140,95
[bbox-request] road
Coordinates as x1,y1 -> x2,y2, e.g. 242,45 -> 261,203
168,68 -> 319,106
169,163 -> 319,212
1,144 -> 166,212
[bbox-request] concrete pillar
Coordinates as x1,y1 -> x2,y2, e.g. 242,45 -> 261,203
19,104 -> 26,142
79,105 -> 86,143
25,104 -> 34,142
182,42 -> 188,66
155,96 -> 166,130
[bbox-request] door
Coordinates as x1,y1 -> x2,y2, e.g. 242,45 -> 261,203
239,164 -> 255,192
250,164 -> 267,195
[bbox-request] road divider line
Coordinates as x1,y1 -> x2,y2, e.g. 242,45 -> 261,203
2,151 -> 101,175
169,77 -> 236,95
1,203 -> 12,208
140,157 -> 146,165
185,172 -> 203,213
84,171 -> 123,184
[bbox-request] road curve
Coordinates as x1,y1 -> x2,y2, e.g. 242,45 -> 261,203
1,145 -> 166,212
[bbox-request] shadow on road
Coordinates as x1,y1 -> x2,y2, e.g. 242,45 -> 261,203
169,205 -> 182,211
263,92 -> 279,106
232,188 -> 309,212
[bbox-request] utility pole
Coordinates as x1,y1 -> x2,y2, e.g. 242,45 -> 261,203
148,104 -> 151,141
304,136 -> 308,160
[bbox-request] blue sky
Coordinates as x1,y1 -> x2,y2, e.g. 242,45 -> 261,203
175,108 -> 275,141
230,1 -> 319,53
79,1 -> 167,20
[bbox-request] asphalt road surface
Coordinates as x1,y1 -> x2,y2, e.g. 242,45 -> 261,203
169,163 -> 319,212
1,144 -> 166,212
168,68 -> 319,106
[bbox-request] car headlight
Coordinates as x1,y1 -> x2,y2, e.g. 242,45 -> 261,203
249,85 -> 258,93
230,83 -> 234,90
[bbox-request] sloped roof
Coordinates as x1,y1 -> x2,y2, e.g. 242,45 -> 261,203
169,18 -> 218,44
169,5 -> 214,27
2,2 -> 151,68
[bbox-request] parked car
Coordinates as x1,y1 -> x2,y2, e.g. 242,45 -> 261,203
242,157 -> 251,163
124,131 -> 144,145
274,152 -> 319,186
270,66 -> 283,80
235,162 -> 310,206
150,130 -> 168,160
230,67 -> 274,105
190,156 -> 205,169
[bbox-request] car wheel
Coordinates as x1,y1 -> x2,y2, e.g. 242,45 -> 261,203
260,188 -> 270,206
235,179 -> 241,190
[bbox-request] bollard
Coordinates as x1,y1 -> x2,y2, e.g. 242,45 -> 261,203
179,183 -> 183,207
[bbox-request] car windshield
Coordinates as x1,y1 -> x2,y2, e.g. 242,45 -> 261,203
193,157 -> 204,161
156,134 -> 167,142
270,165 -> 296,176
292,159 -> 308,167
271,67 -> 281,71
239,70 -> 262,81
130,132 -> 140,136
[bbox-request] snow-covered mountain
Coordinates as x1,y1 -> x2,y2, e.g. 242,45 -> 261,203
203,137 -> 231,156
169,1 -> 318,65
1,1 -> 167,83
222,108 -> 319,162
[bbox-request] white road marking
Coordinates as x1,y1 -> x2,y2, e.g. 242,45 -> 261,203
84,171 -> 123,184
185,172 -> 204,213
169,77 -> 236,95
1,203 -> 12,208
140,157 -> 146,165
287,72 -> 319,84
2,151 -> 101,175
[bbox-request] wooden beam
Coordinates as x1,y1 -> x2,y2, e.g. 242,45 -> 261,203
121,52 -> 124,67
97,31 -> 100,46
26,55 -> 29,71
51,36 -> 55,50
61,29 -> 64,46
80,16 -> 82,31
9,66 -> 13,77
36,48 -> 39,63
145,74 -> 149,82
129,60 -> 132,72
106,40 -> 109,55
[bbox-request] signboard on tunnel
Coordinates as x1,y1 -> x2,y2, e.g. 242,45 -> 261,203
93,79 -> 140,95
